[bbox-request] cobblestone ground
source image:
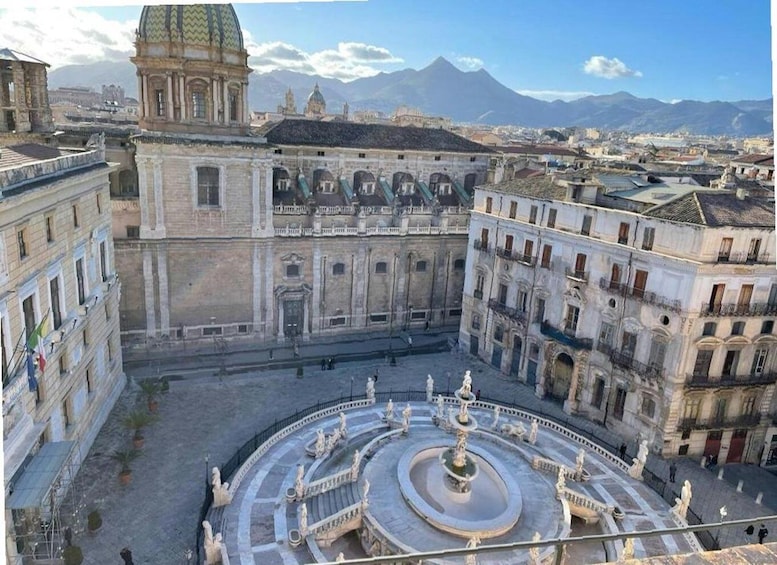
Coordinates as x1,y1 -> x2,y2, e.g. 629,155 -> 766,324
57,332 -> 777,564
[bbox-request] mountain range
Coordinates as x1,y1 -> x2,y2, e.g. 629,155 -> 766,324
47,56 -> 773,136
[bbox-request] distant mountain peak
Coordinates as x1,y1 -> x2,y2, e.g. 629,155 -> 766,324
426,56 -> 456,70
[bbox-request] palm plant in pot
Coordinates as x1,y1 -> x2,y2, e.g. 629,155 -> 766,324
110,449 -> 140,486
87,509 -> 102,533
138,378 -> 162,413
123,409 -> 156,449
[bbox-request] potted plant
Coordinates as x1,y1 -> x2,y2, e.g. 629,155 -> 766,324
87,509 -> 102,533
138,378 -> 162,413
160,375 -> 170,394
62,545 -> 83,565
111,449 -> 140,486
123,409 -> 156,449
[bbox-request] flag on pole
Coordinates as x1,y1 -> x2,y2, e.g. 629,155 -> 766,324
26,313 -> 49,374
26,351 -> 38,392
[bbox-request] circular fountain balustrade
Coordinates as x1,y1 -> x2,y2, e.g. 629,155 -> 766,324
397,439 -> 523,539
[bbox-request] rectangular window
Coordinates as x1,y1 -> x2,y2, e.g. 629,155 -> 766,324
45,215 -> 54,243
126,226 -> 140,239
62,398 -> 71,428
642,227 -> 655,251
397,154 -> 404,160
229,92 -> 238,121
72,204 -> 79,228
509,201 -> 517,219
75,258 -> 86,305
82,329 -> 89,348
50,277 -> 62,330
722,350 -> 739,377
709,283 -> 726,313
581,215 -> 592,236
737,284 -> 754,313
540,244 -> 552,269
480,228 -> 489,249
622,331 -> 637,359
108,336 -> 113,362
471,314 -> 481,330
592,378 -> 605,409
99,241 -> 107,282
598,322 -> 614,350
693,349 -> 713,377
751,348 -> 769,375
713,397 -> 727,422
534,298 -> 545,324
632,269 -> 648,298
529,205 -> 538,224
547,208 -> 557,228
742,395 -> 757,416
613,388 -> 627,420
517,289 -> 527,312
648,339 -> 667,371
493,324 -> 504,343
358,152 -> 366,159
197,167 -> 220,207
718,238 -> 733,261
86,368 -> 93,394
523,239 -> 534,261
17,228 -> 28,259
192,90 -> 206,119
564,305 -> 580,333
683,397 -> 701,420
59,352 -> 68,376
369,314 -> 388,323
475,274 -> 485,294
155,89 -> 165,116
22,295 -> 36,340
574,253 -> 587,277
434,155 -> 441,161
618,222 -> 630,245
485,197 -> 493,214
498,283 -> 508,305
504,235 -> 513,253
748,238 -> 762,262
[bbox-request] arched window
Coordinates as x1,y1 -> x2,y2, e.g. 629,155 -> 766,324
332,263 -> 345,275
471,313 -> 481,330
286,264 -> 300,277
118,169 -> 137,196
197,167 -> 220,206
190,83 -> 208,119
416,260 -> 427,272
375,261 -> 387,274
228,89 -> 239,122
453,258 -> 465,270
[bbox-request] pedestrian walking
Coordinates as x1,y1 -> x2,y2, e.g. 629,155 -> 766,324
373,369 -> 379,383
475,389 -> 481,400
758,524 -> 769,544
329,357 -> 336,370
619,442 -> 627,461
745,524 -> 755,538
321,358 -> 327,371
424,320 -> 430,332
120,547 -> 134,565
269,348 -> 274,360
293,342 -> 300,358
669,461 -> 677,483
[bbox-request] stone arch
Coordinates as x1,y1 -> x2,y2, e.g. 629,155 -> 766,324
273,167 -> 291,191
392,172 -> 414,194
548,352 -> 575,403
354,170 -> 376,195
313,168 -> 336,193
116,168 -> 138,196
429,172 -> 452,196
464,172 -> 477,191
186,77 -> 212,120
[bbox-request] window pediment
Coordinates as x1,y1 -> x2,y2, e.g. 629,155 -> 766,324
694,336 -> 723,349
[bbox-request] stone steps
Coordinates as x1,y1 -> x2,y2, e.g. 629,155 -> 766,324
309,481 -> 361,524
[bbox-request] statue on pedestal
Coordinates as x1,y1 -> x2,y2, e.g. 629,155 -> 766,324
529,531 -> 541,563
622,537 -> 635,560
465,535 -> 481,565
211,466 -> 232,507
460,370 -> 473,398
385,399 -> 394,422
366,377 -> 375,402
361,479 -> 370,509
203,520 -> 223,564
556,467 -> 566,497
314,429 -> 326,458
350,450 -> 361,481
426,374 -> 434,403
338,412 -> 348,439
294,464 -> 305,500
628,440 -> 649,480
436,394 -> 445,420
491,406 -> 501,430
402,403 -> 412,434
575,448 -> 585,478
529,419 -> 539,445
672,480 -> 692,520
299,503 -> 308,535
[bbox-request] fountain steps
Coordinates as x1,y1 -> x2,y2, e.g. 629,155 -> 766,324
310,481 -> 360,524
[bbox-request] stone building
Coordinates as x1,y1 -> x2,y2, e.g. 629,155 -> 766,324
0,48 -> 54,134
115,3 -> 492,345
304,83 -> 326,117
1,136 -> 124,563
461,170 -> 777,463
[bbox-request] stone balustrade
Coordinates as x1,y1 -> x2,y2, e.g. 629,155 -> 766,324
304,467 -> 354,499
531,456 -> 580,481
307,501 -> 363,538
561,488 -> 613,516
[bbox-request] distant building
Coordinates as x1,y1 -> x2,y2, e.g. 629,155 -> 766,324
102,84 -> 125,106
0,48 -> 54,134
48,86 -> 101,109
304,83 -> 326,117
729,153 -> 774,182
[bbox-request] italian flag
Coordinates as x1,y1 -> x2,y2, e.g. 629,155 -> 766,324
27,314 -> 49,373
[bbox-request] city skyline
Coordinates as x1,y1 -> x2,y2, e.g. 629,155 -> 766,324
0,0 -> 772,103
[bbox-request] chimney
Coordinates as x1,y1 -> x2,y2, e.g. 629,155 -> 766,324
736,188 -> 747,200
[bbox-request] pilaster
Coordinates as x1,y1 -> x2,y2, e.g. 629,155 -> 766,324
157,246 -> 170,334
252,243 -> 263,337
264,241 -> 275,337
312,245 -> 321,334
142,247 -> 156,337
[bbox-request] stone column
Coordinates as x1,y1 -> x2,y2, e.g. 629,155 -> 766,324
212,78 -> 220,122
137,73 -> 144,120
352,245 -> 368,329
157,245 -> 170,335
564,361 -> 581,415
12,63 -> 30,132
250,160 -> 262,236
142,248 -> 157,337
265,242 -> 275,338
179,75 -> 187,120
152,158 -> 166,237
252,244 -> 263,337
242,81 -> 249,123
222,78 -> 229,122
142,74 -> 150,119
137,156 -> 152,237
263,160 -> 273,233
166,73 -> 174,120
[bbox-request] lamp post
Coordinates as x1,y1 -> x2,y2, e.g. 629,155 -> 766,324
350,376 -> 354,401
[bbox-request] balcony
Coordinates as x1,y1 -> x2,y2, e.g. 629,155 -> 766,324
716,251 -> 771,265
565,267 -> 588,282
609,350 -> 664,379
699,302 -> 777,317
598,278 -> 681,312
496,247 -> 514,260
488,299 -> 528,325
473,289 -> 484,300
540,321 -> 593,350
473,240 -> 492,254
677,413 -> 762,431
684,371 -> 777,389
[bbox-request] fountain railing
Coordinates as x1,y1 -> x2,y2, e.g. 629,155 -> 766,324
464,399 -> 630,473
531,456 -> 580,481
304,467 -> 355,498
307,501 -> 363,537
561,488 -> 613,515
227,399 -> 372,497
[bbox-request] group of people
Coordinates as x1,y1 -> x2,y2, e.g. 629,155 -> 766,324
320,357 -> 336,371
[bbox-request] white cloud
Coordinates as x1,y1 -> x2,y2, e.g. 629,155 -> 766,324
583,55 -> 642,79
456,56 -> 484,70
244,31 -> 403,81
0,7 -> 135,68
516,89 -> 595,102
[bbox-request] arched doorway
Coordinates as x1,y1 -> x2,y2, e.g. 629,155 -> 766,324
549,353 -> 574,403
510,336 -> 522,377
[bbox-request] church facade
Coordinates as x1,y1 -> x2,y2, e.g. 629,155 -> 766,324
117,4 -> 493,345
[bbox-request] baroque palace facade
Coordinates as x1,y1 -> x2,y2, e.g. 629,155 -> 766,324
461,170 -> 777,463
114,4 -> 492,345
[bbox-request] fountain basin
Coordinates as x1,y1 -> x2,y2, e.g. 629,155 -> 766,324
397,440 -> 522,539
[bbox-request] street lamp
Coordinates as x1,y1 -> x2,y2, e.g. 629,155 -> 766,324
350,376 -> 354,400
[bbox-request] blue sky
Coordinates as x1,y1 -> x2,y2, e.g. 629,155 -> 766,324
0,0 -> 772,102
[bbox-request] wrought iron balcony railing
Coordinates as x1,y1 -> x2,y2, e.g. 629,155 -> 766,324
677,413 -> 762,431
684,371 -> 777,389
565,267 -> 588,282
716,252 -> 771,265
540,321 -> 593,350
609,350 -> 664,379
598,278 -> 681,312
488,299 -> 528,325
699,302 -> 777,317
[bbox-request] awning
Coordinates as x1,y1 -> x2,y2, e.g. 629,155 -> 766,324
7,441 -> 75,509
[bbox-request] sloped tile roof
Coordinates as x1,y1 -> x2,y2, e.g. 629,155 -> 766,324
479,175 -> 566,200
264,119 -> 494,154
731,153 -> 773,165
645,191 -> 774,227
0,144 -> 65,170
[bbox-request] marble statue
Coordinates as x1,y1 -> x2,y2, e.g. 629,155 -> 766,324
299,502 -> 308,535
436,394 -> 445,420
637,439 -> 649,465
350,450 -> 361,481
294,464 -> 305,500
460,370 -> 473,398
465,535 -> 481,565
326,428 -> 341,453
672,480 -> 693,520
335,553 -> 345,563
491,405 -> 501,430
314,429 -> 326,458
529,531 -> 541,563
426,374 -> 434,403
628,440 -> 649,480
575,448 -> 585,477
556,467 -> 566,495
203,520 -> 223,564
455,432 -> 467,455
622,537 -> 635,560
501,421 -> 526,440
366,376 -> 375,402
385,399 -> 394,422
211,466 -> 233,507
402,403 -> 412,434
529,419 -> 539,445
362,479 -> 370,509
339,412 -> 347,439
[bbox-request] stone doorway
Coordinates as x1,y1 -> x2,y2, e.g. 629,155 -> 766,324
549,353 -> 574,403
283,299 -> 303,337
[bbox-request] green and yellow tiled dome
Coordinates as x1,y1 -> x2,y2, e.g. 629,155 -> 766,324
138,4 -> 244,51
